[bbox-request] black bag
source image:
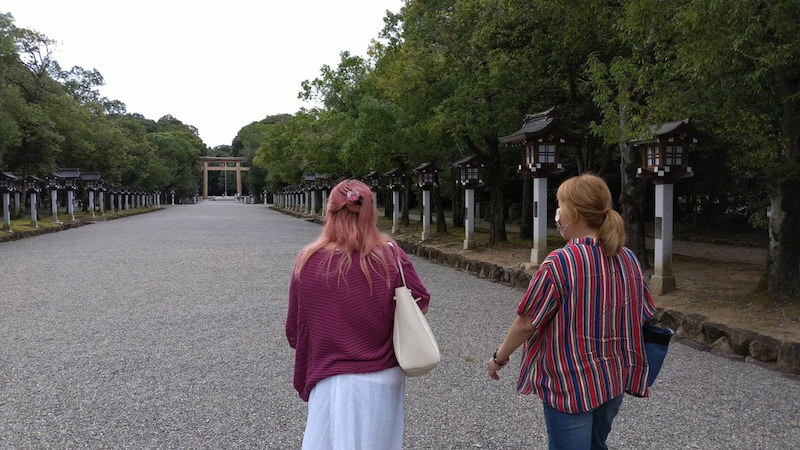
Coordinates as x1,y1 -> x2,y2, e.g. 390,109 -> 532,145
643,323 -> 674,386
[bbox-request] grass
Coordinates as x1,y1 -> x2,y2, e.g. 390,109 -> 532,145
376,214 -> 564,253
0,206 -> 163,241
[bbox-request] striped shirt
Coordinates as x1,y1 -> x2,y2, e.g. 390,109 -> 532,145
515,238 -> 656,413
286,245 -> 430,402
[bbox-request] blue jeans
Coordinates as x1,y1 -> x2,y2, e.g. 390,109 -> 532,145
542,395 -> 624,450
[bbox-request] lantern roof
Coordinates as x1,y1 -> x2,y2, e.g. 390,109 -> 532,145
451,154 -> 485,169
499,107 -> 584,145
414,162 -> 438,173
384,167 -> 406,177
630,118 -> 698,145
1,172 -> 21,181
80,171 -> 101,182
55,168 -> 82,179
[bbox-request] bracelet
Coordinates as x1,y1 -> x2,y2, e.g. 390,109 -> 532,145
492,350 -> 508,366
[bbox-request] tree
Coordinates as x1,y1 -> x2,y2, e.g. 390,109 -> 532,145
667,0 -> 800,299
149,132 -> 200,197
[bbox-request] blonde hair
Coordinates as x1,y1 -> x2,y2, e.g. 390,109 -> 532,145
293,179 -> 395,289
557,173 -> 625,256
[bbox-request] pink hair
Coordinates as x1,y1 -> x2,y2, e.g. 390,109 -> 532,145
293,179 -> 396,288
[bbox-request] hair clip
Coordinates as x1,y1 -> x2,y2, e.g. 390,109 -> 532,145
345,189 -> 363,205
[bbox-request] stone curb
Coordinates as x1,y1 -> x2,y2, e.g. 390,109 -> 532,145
273,206 -> 800,377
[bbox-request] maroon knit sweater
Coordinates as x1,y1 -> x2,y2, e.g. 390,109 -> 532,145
286,246 -> 431,401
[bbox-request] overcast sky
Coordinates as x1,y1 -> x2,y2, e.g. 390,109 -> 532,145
3,0 -> 404,148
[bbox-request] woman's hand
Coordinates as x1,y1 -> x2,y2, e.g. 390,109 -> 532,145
488,358 -> 504,380
487,351 -> 509,380
487,314 -> 534,381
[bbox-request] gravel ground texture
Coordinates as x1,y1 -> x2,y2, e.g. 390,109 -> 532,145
1,201 -> 798,449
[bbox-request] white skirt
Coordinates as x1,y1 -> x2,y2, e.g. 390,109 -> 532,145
303,366 -> 405,450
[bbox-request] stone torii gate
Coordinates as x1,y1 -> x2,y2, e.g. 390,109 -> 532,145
200,156 -> 250,199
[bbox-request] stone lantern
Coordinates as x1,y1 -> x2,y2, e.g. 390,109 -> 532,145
384,168 -> 407,234
314,175 -> 330,215
632,118 -> 698,295
24,175 -> 42,228
4,172 -> 24,219
363,171 -> 382,210
303,174 -> 317,215
107,184 -> 119,213
55,168 -> 81,221
44,173 -> 64,223
80,172 -> 101,218
96,179 -> 106,215
414,162 -> 439,241
0,172 -> 20,232
499,108 -> 584,266
120,186 -> 129,210
452,155 -> 486,249
293,185 -> 302,211
364,171 -> 382,191
284,185 -> 292,210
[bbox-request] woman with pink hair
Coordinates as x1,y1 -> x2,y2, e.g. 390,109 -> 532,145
286,179 -> 431,449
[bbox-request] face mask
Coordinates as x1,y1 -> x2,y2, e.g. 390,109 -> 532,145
555,207 -> 569,239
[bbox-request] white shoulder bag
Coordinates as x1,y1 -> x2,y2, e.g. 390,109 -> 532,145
391,247 -> 440,377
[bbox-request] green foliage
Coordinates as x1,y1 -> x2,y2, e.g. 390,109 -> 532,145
0,12 -> 205,197
4,2 -> 799,295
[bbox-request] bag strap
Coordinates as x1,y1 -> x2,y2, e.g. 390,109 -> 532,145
388,243 -> 408,288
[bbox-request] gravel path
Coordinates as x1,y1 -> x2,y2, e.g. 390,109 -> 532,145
1,201 -> 797,448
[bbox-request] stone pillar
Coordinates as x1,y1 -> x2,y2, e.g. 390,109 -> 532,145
310,190 -> 317,215
98,191 -> 105,216
464,188 -> 475,249
29,192 -> 39,228
50,189 -> 60,223
392,190 -> 401,234
531,177 -> 549,266
651,183 -> 676,295
321,190 -> 328,216
421,189 -> 431,241
88,191 -> 96,217
2,192 -> 11,232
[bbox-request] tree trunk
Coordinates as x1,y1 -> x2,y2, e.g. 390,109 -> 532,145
486,161 -> 507,244
452,182 -> 464,228
401,185 -> 410,226
766,180 -> 800,299
383,188 -> 392,219
765,68 -> 800,300
519,173 -> 532,240
618,104 -> 649,268
434,184 -> 447,233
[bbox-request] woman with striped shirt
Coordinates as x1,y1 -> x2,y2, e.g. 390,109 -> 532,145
488,173 -> 656,450
287,179 -> 430,450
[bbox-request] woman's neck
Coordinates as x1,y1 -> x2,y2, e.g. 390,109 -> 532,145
566,219 -> 598,241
